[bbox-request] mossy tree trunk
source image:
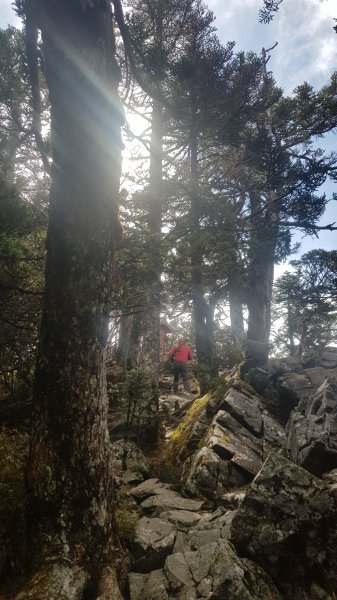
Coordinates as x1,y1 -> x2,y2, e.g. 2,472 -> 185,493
19,1 -> 124,597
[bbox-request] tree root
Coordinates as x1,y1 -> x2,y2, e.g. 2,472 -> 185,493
96,566 -> 124,600
14,563 -> 89,600
14,563 -> 124,600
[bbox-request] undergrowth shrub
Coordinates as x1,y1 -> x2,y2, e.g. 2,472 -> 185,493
115,495 -> 139,544
165,393 -> 211,463
0,428 -> 28,583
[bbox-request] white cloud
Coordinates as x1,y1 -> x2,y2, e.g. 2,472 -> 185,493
0,0 -> 19,27
209,0 -> 336,92
272,0 -> 336,92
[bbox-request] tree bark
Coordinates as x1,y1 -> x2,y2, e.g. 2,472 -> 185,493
287,300 -> 296,356
117,314 -> 133,369
138,99 -> 163,448
190,113 -> 217,392
228,269 -> 244,340
246,192 -> 278,366
21,1 -> 124,596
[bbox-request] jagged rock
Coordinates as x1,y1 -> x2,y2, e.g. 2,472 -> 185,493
219,387 -> 263,436
169,507 -> 236,554
262,411 -> 285,448
274,372 -> 313,424
129,539 -> 282,600
160,393 -> 196,419
182,446 -> 248,498
160,376 -> 173,391
243,367 -> 273,398
160,510 -> 202,529
248,361 -> 337,428
177,411 -> 209,462
211,411 -> 263,475
129,569 -> 169,600
181,387 -> 284,499
320,347 -> 337,369
219,489 -> 246,510
131,517 -> 176,572
110,440 -> 149,483
231,452 -> 337,598
323,468 -> 337,492
286,379 -> 337,476
131,478 -> 204,513
304,366 -> 337,388
140,491 -> 204,514
131,478 -> 173,501
185,507 -> 235,550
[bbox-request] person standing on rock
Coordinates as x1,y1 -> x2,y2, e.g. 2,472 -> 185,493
168,337 -> 194,394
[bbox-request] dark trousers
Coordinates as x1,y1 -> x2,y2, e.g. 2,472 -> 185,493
173,361 -> 190,392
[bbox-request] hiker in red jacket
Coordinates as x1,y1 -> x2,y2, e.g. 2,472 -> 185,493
168,337 -> 194,394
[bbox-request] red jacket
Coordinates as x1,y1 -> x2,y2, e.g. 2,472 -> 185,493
168,344 -> 194,363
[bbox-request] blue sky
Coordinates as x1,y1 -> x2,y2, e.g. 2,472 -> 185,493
1,0 -> 336,257
208,0 -> 337,257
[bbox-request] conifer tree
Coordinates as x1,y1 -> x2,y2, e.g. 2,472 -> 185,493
14,1 -> 125,596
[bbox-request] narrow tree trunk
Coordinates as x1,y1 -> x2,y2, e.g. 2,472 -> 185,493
228,270 -> 244,340
246,192 -> 278,366
246,48 -> 281,367
287,300 -> 296,356
138,99 -> 163,448
128,311 -> 142,369
297,317 -> 309,357
4,109 -> 21,179
20,2 -> 124,596
117,314 -> 133,369
190,115 -> 217,392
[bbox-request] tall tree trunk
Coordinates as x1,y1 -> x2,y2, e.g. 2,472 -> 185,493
228,269 -> 244,340
138,99 -> 163,448
190,115 -> 217,392
4,109 -> 21,179
287,300 -> 296,356
117,314 -> 133,369
246,192 -> 278,366
128,311 -> 142,369
20,2 -> 124,597
246,47 -> 280,367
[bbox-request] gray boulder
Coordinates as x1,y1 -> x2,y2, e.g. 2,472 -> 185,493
181,387 -> 284,499
320,347 -> 337,369
182,446 -> 248,499
275,372 -> 313,424
286,379 -> 337,476
131,477 -> 204,515
219,387 -> 263,436
231,452 -> 337,598
110,440 -> 150,484
129,539 -> 282,600
131,516 -> 176,572
160,510 -> 202,529
304,366 -> 337,388
131,478 -> 174,501
170,507 -> 237,554
323,468 -> 337,492
140,491 -> 204,514
211,411 -> 263,476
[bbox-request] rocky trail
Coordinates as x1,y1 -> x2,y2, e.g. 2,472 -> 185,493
117,349 -> 337,599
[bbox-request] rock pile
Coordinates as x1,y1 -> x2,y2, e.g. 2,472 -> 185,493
124,350 -> 337,599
